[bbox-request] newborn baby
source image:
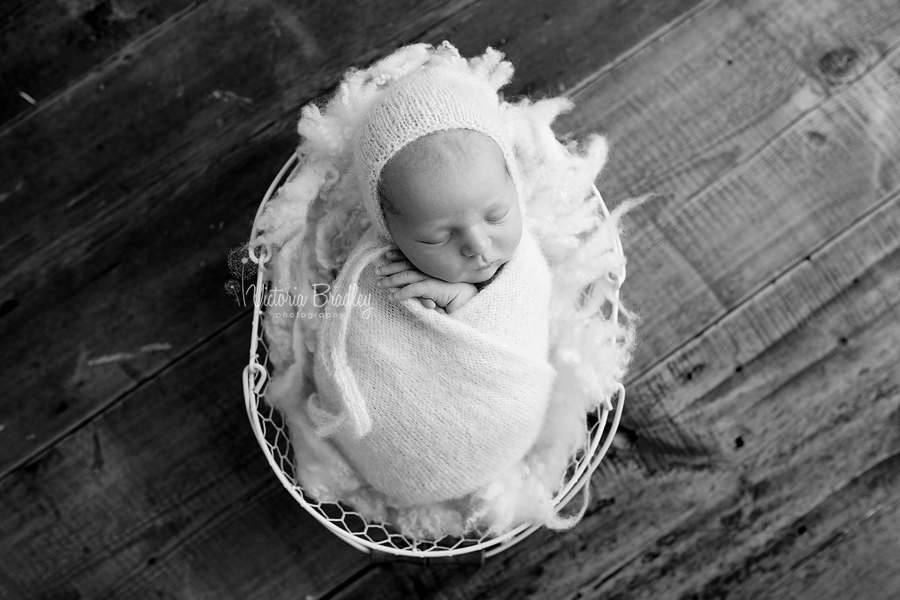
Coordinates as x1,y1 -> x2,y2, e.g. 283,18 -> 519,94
375,128 -> 522,312
254,43 -> 636,537
308,65 -> 557,508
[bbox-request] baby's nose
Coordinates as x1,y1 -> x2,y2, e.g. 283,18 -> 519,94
461,228 -> 491,257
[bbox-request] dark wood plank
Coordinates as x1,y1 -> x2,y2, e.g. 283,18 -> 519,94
444,0 -> 711,99
559,0 -> 900,375
0,0 -> 199,128
0,0 -> 707,478
0,318 -> 368,599
691,451 -> 900,600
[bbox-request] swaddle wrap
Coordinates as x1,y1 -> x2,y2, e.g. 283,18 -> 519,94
309,225 -> 555,506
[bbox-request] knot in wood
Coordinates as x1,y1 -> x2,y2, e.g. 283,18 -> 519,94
819,47 -> 858,78
816,45 -> 876,86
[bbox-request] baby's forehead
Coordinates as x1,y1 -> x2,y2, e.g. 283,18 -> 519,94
415,128 -> 497,158
385,129 -> 508,181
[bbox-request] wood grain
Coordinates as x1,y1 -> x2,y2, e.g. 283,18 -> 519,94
0,0 -> 708,597
559,0 -> 900,375
615,42 -> 900,473
680,452 -> 900,600
752,453 -> 900,600
0,0 -> 706,478
577,0 -> 900,476
0,0 -> 199,127
3,0 -> 897,596
0,318 -> 367,599
582,232 -> 900,600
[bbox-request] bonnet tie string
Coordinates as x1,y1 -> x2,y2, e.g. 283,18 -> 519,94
319,237 -> 392,439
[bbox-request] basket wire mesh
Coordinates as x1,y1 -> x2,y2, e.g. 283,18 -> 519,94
241,153 -> 626,559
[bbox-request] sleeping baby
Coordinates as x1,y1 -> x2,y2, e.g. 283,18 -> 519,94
307,65 -> 557,507
254,42 -> 635,538
374,127 -> 520,313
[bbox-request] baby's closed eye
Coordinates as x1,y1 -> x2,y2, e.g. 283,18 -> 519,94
418,235 -> 449,245
486,209 -> 510,223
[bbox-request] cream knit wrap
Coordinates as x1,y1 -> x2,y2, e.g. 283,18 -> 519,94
309,225 -> 555,506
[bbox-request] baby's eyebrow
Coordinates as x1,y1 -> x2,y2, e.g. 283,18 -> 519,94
484,198 -> 512,213
415,221 -> 449,233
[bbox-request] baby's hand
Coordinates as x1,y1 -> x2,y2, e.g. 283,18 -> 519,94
375,248 -> 478,313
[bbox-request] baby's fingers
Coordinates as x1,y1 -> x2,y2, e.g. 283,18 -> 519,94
375,260 -> 416,277
390,280 -> 439,303
376,269 -> 428,290
383,248 -> 406,262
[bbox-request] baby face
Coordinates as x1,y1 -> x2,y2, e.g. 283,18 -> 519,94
379,130 -> 522,284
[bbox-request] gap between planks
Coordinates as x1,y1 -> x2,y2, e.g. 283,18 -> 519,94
0,0 -> 488,141
0,0 -> 210,138
104,472 -> 274,594
564,0 -> 721,100
0,307 -> 252,483
620,35 -> 900,389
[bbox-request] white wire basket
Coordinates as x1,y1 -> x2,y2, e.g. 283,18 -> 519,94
241,153 -> 627,563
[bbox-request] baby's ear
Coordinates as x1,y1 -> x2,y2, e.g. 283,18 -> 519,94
377,185 -> 401,217
503,160 -> 515,181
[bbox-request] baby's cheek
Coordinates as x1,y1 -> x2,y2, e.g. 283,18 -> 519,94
407,251 -> 448,279
500,232 -> 521,259
425,262 -> 462,282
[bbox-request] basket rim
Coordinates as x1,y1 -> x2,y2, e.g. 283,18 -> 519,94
241,152 -> 627,558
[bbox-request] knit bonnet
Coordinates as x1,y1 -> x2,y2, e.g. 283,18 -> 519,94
354,65 -> 520,239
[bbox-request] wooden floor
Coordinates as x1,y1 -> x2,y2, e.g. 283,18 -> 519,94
2,0 -> 899,597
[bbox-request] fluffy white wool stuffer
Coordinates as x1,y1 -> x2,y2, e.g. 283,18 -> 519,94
308,226 -> 555,507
